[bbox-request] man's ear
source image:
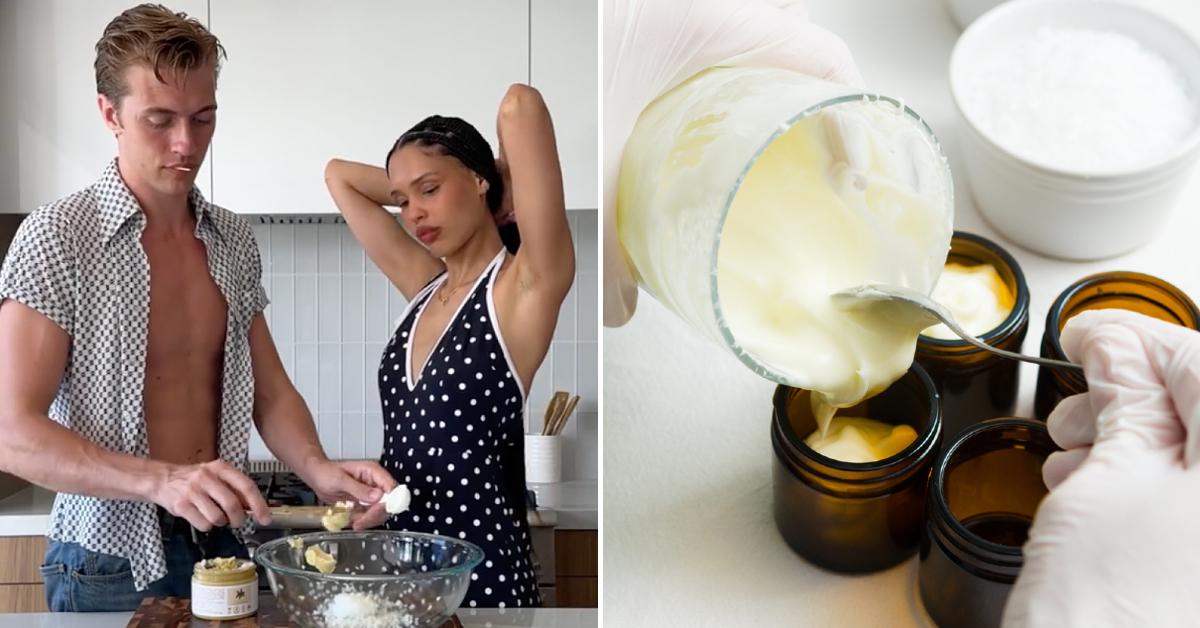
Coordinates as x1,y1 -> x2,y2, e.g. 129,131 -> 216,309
98,94 -> 123,137
477,174 -> 490,194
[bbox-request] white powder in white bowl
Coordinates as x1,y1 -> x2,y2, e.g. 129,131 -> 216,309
961,26 -> 1195,173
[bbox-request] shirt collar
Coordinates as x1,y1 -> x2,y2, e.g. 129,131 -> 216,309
97,158 -> 222,244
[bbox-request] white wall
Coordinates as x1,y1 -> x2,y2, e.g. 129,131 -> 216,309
0,1 -> 21,213
1,0 -> 596,214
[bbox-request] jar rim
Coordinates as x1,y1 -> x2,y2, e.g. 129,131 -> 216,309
1044,271 -> 1200,389
929,418 -> 1055,559
917,230 -> 1030,350
193,557 -> 257,586
771,362 -> 942,482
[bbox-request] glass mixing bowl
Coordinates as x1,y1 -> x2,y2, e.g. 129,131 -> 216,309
254,530 -> 484,628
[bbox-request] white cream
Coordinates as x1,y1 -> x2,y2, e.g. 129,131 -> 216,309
922,263 -> 1014,340
804,416 -> 918,463
382,484 -> 411,515
716,100 -> 952,434
304,544 -> 337,574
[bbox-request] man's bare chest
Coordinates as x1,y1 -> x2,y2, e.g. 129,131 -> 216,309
142,235 -> 228,363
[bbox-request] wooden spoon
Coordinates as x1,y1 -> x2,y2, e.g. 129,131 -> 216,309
554,395 -> 581,435
543,391 -> 568,435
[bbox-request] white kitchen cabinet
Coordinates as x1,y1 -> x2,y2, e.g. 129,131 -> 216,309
208,0 -> 529,214
532,0 -> 598,211
0,0 -> 213,214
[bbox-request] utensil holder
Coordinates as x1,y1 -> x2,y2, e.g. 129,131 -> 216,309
525,434 -> 562,484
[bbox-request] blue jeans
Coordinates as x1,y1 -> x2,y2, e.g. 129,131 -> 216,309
40,514 -> 248,612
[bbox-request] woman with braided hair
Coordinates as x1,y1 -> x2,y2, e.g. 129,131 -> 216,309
324,84 -> 572,608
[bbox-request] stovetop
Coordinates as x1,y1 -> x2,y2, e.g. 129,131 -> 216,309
251,471 -> 320,508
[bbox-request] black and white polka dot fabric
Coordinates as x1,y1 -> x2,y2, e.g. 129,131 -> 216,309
379,248 -> 541,608
0,159 -> 268,591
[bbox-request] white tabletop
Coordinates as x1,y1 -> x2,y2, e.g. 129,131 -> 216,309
602,0 -> 1200,626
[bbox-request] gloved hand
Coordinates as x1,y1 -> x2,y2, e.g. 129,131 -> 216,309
1003,309 -> 1200,627
603,0 -> 863,327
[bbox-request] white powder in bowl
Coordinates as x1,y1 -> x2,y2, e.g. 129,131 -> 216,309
962,26 -> 1195,172
322,591 -> 415,628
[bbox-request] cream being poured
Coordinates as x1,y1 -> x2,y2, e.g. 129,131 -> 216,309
716,98 -> 953,443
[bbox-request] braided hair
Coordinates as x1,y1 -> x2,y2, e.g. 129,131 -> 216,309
386,115 -> 520,254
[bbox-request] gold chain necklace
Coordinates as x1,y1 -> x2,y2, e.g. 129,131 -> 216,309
436,274 -> 480,305
435,250 -> 504,306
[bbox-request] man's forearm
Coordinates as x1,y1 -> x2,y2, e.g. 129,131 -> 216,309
255,388 -> 329,480
0,413 -> 168,502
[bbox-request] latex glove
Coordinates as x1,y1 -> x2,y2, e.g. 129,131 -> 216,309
1003,309 -> 1200,627
603,0 -> 863,327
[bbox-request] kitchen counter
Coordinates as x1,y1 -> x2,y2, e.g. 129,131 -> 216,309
530,481 -> 598,530
603,0 -> 1200,626
0,608 -> 597,627
0,485 -> 53,536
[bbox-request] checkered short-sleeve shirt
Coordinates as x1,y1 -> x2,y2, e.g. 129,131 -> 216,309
0,159 -> 268,590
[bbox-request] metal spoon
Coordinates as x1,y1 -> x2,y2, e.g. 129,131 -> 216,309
832,283 -> 1083,371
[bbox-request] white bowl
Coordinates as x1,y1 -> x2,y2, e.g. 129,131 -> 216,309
949,0 -> 1200,260
942,0 -> 1008,30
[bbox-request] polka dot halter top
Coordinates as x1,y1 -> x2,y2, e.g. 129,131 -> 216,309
378,248 -> 540,608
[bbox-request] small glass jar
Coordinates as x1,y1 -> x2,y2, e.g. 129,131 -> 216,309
916,231 -> 1030,442
191,557 -> 258,621
1034,271 -> 1200,418
918,418 -> 1056,628
771,363 -> 942,572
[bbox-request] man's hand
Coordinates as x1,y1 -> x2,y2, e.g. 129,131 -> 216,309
302,460 -> 398,530
152,459 -> 272,531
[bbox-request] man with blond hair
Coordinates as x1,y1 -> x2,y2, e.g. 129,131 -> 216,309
0,4 -> 396,611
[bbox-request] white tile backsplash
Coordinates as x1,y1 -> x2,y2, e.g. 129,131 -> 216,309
317,276 -> 342,342
577,272 -> 597,344
341,278 -> 364,342
269,224 -> 294,274
247,211 -> 598,482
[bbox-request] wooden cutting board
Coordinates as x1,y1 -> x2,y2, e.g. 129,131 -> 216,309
126,596 -> 465,627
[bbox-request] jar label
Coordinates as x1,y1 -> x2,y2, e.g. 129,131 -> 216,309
192,580 -> 258,618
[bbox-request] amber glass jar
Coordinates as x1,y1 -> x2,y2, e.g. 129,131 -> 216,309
1034,271 -> 1200,418
918,418 -> 1056,628
771,364 -> 941,573
916,231 -> 1029,443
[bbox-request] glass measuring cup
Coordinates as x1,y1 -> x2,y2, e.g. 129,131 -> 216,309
617,66 -> 955,390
